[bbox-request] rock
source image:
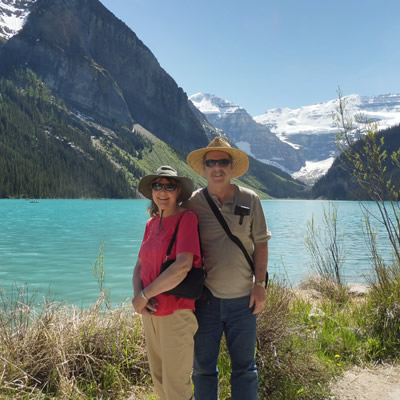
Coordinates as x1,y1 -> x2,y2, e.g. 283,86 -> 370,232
347,283 -> 370,297
0,0 -> 209,153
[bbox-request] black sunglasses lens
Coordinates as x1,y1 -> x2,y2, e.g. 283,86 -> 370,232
205,160 -> 216,167
165,184 -> 177,191
151,182 -> 177,191
205,159 -> 231,167
218,159 -> 231,167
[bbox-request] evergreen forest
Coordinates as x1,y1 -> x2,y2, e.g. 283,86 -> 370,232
312,124 -> 400,200
0,70 -> 310,200
0,71 -> 151,199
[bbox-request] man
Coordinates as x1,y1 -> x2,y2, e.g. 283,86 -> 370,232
184,137 -> 271,400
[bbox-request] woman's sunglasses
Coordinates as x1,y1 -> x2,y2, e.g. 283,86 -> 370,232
204,159 -> 232,168
151,182 -> 178,191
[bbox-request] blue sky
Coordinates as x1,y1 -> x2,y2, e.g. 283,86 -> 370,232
100,0 -> 400,116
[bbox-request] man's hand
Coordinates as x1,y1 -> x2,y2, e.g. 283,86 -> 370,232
249,284 -> 266,314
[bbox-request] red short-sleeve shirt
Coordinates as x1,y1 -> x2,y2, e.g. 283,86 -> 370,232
138,210 -> 201,316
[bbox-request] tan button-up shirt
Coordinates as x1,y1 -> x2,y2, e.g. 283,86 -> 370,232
185,185 -> 271,298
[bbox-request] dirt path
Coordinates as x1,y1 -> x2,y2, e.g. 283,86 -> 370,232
329,364 -> 400,400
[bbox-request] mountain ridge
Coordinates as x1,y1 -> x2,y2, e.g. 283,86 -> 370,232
0,0 -> 306,199
1,0 -> 210,153
191,92 -> 400,185
189,93 -> 305,174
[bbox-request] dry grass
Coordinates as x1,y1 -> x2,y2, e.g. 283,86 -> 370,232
256,282 -> 332,400
297,276 -> 350,305
1,274 -> 398,400
0,289 -> 151,399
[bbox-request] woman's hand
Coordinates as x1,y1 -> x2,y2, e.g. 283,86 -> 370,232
131,294 -> 147,314
132,294 -> 158,315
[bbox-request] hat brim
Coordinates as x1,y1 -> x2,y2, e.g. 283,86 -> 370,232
187,146 -> 249,178
138,174 -> 194,202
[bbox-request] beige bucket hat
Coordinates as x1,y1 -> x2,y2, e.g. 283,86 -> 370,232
186,137 -> 249,178
138,166 -> 194,202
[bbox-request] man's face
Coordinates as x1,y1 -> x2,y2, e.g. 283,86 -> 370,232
203,150 -> 233,185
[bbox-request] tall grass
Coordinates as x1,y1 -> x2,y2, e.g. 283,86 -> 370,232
302,197 -> 400,365
216,280 -> 333,400
304,203 -> 349,304
256,282 -> 332,400
1,226 -> 399,400
0,287 -> 151,399
1,278 -> 399,399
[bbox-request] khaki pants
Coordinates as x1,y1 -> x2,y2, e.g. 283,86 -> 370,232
142,309 -> 198,400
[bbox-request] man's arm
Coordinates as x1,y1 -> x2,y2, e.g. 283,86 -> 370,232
249,241 -> 269,314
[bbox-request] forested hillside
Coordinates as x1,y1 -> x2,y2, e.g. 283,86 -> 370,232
311,124 -> 400,200
0,71 -> 149,198
0,70 -> 308,199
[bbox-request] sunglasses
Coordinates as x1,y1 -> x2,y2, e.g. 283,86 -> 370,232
151,182 -> 178,191
204,159 -> 232,168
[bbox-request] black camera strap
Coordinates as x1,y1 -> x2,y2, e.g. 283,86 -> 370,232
202,188 -> 268,288
202,188 -> 255,272
165,212 -> 186,260
165,211 -> 204,262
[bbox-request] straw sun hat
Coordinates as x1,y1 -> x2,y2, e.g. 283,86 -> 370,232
138,166 -> 194,202
187,137 -> 249,178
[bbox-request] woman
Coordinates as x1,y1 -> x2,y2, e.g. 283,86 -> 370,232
132,165 -> 201,400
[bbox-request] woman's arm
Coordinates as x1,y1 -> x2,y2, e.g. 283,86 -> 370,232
131,258 -> 156,315
132,258 -> 143,297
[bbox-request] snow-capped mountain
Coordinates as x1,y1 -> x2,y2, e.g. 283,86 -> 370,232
191,93 -> 400,185
254,94 -> 400,183
189,93 -> 305,174
189,93 -> 245,116
255,94 -> 400,140
0,0 -> 36,40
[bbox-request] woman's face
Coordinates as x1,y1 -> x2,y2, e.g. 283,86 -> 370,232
151,177 -> 181,215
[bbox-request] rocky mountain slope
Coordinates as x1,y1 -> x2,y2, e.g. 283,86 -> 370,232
0,0 -> 209,154
2,1 -> 399,192
0,0 -> 306,199
189,93 -> 305,174
190,93 -> 400,185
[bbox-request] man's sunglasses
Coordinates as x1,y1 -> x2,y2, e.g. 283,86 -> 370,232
151,182 -> 178,191
204,159 -> 232,168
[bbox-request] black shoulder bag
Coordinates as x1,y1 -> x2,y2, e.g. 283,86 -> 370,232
160,212 -> 206,299
202,188 -> 268,288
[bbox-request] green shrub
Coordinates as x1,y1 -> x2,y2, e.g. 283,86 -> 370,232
256,282 -> 331,400
360,265 -> 400,360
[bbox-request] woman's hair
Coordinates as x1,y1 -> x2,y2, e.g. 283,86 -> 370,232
146,178 -> 180,217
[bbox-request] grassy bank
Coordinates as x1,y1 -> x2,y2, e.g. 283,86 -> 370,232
1,275 -> 399,399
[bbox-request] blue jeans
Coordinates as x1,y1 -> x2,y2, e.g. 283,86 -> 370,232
193,290 -> 258,400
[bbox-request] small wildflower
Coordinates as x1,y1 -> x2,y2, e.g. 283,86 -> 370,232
335,354 -> 340,359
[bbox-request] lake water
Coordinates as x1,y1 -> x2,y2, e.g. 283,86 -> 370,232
0,199 -> 393,308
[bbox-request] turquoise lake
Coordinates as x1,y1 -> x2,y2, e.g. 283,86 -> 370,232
0,199 -> 393,308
